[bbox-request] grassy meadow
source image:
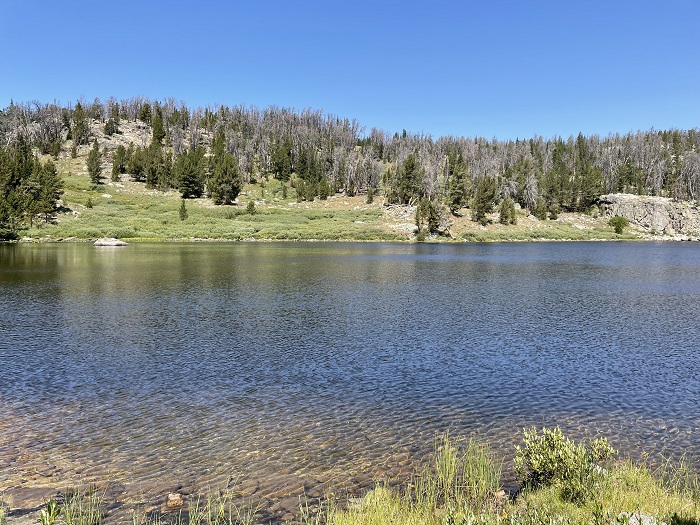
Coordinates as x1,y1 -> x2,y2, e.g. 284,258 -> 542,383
20,152 -> 638,243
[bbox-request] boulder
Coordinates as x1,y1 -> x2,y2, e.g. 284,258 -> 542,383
599,193 -> 700,235
93,238 -> 128,246
165,492 -> 185,509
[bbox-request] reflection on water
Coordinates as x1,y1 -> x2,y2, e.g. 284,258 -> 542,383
1,241 -> 699,496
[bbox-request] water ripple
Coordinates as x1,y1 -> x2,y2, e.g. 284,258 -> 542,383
1,241 -> 699,495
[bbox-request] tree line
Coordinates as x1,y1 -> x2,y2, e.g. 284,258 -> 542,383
1,97 -> 699,238
0,135 -> 63,239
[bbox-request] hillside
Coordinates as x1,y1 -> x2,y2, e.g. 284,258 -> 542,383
1,99 -> 698,242
18,128 -> 695,242
23,129 -> 629,243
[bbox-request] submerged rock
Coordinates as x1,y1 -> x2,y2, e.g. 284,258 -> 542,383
165,492 -> 185,509
93,238 -> 128,246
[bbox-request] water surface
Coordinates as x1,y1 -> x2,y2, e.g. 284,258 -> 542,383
1,241 -> 699,497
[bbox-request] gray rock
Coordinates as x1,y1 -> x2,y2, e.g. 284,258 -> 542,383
93,238 -> 128,246
599,193 -> 700,235
618,511 -> 666,525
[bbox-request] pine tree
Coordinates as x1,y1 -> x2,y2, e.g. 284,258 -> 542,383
112,145 -> 127,181
498,196 -> 517,225
390,152 -> 424,204
145,142 -> 164,188
176,148 -> 205,198
471,176 -> 497,225
208,151 -> 242,204
157,152 -> 174,190
272,138 -> 293,181
71,101 -> 90,146
138,102 -> 152,124
87,140 -> 102,185
416,197 -> 440,233
36,160 -> 64,223
178,198 -> 188,220
128,146 -> 145,182
151,105 -> 166,145
0,141 -> 63,235
104,118 -> 119,136
533,198 -> 548,220
318,177 -> 330,200
447,154 -> 470,213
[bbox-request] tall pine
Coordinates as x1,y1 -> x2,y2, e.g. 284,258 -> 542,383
87,140 -> 102,185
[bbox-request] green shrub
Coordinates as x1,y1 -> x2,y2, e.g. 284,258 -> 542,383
609,216 -> 630,234
246,200 -> 256,215
515,427 -> 615,504
178,199 -> 188,221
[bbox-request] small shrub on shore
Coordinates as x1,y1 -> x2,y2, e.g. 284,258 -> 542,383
515,426 -> 615,504
609,215 -> 630,234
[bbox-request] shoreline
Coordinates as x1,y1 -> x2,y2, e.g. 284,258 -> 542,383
2,436 -> 697,525
6,234 -> 699,244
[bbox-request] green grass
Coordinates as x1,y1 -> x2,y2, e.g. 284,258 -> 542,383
32,488 -> 104,525
306,432 -> 700,525
458,217 -> 638,243
63,489 -> 103,525
131,488 -> 258,525
29,485 -> 258,525
27,171 -> 402,241
16,157 -> 648,243
27,195 -> 638,243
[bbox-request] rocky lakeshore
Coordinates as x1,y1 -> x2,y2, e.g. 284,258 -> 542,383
0,454 -> 420,525
0,472 -> 376,525
599,193 -> 700,237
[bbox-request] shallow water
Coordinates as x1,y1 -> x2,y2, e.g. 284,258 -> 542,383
1,241 -> 699,498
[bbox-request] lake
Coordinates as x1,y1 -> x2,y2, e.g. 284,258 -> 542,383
1,241 -> 699,506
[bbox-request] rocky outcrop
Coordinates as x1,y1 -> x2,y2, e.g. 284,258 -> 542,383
93,238 -> 128,246
599,193 -> 700,235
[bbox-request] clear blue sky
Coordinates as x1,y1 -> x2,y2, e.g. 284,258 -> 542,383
2,0 -> 698,140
